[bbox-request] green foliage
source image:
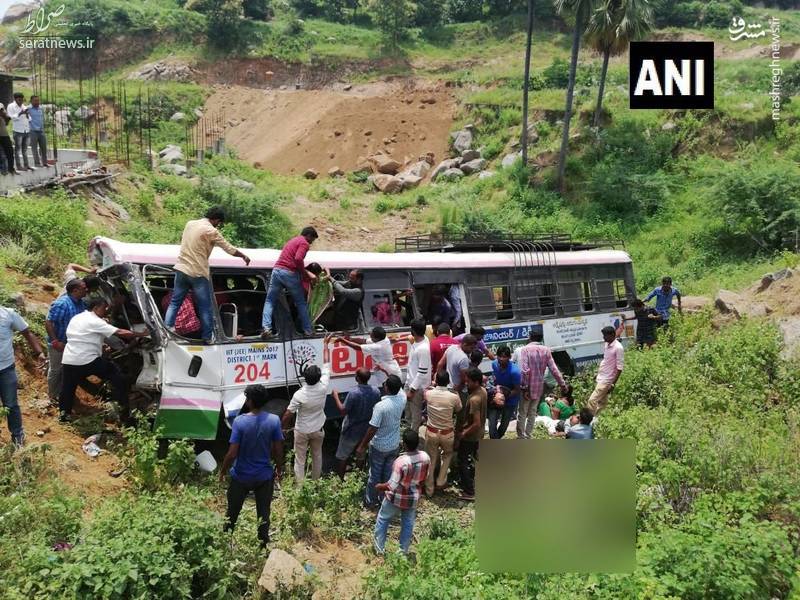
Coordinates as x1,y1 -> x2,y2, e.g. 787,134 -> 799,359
277,472 -> 366,540
371,0 -> 414,49
446,0 -> 485,22
206,0 -> 250,53
712,156 -> 800,253
415,0 -> 445,27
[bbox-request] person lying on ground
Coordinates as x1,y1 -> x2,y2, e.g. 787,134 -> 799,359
550,385 -> 576,420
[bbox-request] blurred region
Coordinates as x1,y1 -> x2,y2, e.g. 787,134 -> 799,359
477,439 -> 635,573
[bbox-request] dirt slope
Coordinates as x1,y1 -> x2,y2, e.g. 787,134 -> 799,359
204,80 -> 457,176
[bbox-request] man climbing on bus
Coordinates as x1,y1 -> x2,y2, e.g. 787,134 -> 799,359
330,269 -> 364,332
167,207 -> 251,344
261,226 -> 319,339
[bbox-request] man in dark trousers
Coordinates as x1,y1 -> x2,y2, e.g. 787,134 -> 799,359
220,384 -> 284,549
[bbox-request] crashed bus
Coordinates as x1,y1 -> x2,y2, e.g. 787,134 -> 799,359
88,233 -> 637,440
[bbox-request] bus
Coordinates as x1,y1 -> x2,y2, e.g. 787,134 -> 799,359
88,233 -> 636,440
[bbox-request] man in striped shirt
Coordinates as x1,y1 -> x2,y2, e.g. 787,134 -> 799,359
374,429 -> 430,555
516,330 -> 568,439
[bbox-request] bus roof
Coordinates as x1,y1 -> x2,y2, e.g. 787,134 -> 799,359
90,237 -> 633,271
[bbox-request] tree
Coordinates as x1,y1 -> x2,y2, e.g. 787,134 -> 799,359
554,0 -> 596,192
585,0 -> 653,127
206,0 -> 245,52
372,0 -> 413,51
521,0 -> 535,166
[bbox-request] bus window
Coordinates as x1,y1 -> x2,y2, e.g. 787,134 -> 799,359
468,285 -> 514,322
514,277 -> 556,317
367,290 -> 414,328
558,269 -> 594,315
211,274 -> 267,339
594,265 -> 630,310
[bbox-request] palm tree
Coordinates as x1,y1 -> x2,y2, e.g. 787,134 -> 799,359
555,0 -> 596,193
521,0 -> 535,166
586,0 -> 654,127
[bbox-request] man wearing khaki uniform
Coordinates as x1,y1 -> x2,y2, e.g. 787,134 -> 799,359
422,370 -> 461,497
587,326 -> 624,415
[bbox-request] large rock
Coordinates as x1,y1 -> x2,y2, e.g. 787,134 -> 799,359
370,154 -> 401,175
460,149 -> 481,162
303,168 -> 319,180
370,173 -> 403,193
160,163 -> 187,176
501,152 -> 522,169
169,112 -> 186,122
400,160 -> 431,180
2,2 -> 36,24
431,158 -> 460,182
451,126 -> 474,154
257,549 -> 308,595
327,166 -> 344,178
439,168 -> 465,181
460,158 -> 487,175
158,144 -> 181,158
127,61 -> 196,83
681,295 -> 711,314
398,174 -> 423,189
715,290 -> 743,317
160,147 -> 184,164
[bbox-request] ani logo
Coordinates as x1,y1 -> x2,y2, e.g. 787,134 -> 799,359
289,343 -> 317,374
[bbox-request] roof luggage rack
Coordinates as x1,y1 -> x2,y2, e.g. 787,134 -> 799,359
394,233 -> 624,253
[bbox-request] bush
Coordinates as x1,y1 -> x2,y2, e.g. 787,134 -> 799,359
119,418 -> 199,491
446,0 -> 484,22
415,0 -> 445,26
712,157 -> 800,253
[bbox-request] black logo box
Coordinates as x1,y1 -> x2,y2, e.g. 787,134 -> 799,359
629,41 -> 714,109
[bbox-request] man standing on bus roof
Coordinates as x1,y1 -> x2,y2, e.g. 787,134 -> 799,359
261,226 -> 319,339
644,276 -> 682,328
167,207 -> 251,344
516,330 -> 568,439
587,325 -> 624,416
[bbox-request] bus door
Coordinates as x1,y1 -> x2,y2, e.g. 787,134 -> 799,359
141,264 -> 225,440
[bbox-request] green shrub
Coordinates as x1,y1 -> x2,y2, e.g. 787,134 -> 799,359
119,418 -> 199,491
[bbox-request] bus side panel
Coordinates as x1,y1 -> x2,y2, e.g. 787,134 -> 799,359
221,341 -> 287,421
156,342 -> 223,439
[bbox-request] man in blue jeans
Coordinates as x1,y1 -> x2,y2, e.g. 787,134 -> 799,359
166,207 -> 250,343
220,384 -> 284,548
261,226 -> 319,339
0,304 -> 46,448
487,345 -> 521,439
356,374 -> 406,508
374,429 -> 430,555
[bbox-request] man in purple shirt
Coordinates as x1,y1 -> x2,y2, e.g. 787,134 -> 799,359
261,226 -> 319,338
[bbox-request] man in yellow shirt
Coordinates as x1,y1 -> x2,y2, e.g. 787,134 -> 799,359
165,207 -> 250,343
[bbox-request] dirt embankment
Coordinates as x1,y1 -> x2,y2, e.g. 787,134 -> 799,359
204,79 -> 458,176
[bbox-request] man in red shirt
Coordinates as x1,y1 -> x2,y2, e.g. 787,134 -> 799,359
428,322 -> 457,382
261,226 -> 319,338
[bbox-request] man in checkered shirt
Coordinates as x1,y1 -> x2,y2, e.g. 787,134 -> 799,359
374,429 -> 430,555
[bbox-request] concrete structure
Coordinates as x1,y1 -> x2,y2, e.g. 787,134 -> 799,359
0,148 -> 99,194
0,72 -> 28,107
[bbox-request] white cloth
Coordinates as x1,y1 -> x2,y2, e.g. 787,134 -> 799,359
287,364 -> 330,434
62,311 -> 118,366
7,102 -> 30,134
407,338 -> 431,391
534,415 -> 573,436
361,338 -> 402,380
444,344 -> 470,390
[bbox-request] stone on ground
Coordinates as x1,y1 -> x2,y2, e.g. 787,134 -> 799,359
369,173 -> 403,193
327,166 -> 344,177
460,158 -> 487,175
258,549 -> 308,595
430,158 -> 460,181
439,168 -> 465,181
370,154 -> 401,175
303,168 -> 319,179
501,152 -> 522,169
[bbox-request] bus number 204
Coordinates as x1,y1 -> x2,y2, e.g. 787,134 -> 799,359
233,362 -> 272,383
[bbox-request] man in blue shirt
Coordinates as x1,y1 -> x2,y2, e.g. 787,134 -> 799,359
45,279 -> 87,403
332,367 -> 380,479
487,345 -> 521,439
27,95 -> 47,168
356,374 -> 406,508
220,384 -> 284,548
565,407 -> 595,440
644,276 -> 682,328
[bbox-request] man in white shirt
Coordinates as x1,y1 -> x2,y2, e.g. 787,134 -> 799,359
282,335 -> 333,482
587,326 -> 624,415
336,326 -> 402,385
6,93 -> 31,171
404,319 -> 431,431
59,297 -> 147,422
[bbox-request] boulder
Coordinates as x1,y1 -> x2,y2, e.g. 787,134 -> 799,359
681,295 -> 711,314
398,174 -> 423,189
370,174 -> 403,193
160,164 -> 187,176
2,2 -> 36,24
194,108 -> 204,118
460,149 -> 481,162
460,158 -> 487,175
522,124 -> 540,145
451,128 -> 473,154
158,144 -> 181,158
303,168 -> 319,180
127,61 -> 196,83
478,170 -> 497,180
431,158 -> 461,181
169,112 -> 185,122
439,168 -> 465,181
327,166 -> 344,178
661,121 -> 676,131
421,97 -> 437,104
501,152 -> 522,169
257,549 -> 308,595
370,154 -> 401,175
160,148 -> 184,164
772,267 -> 794,281
715,290 -> 742,317
400,160 -> 431,179
11,292 -> 25,310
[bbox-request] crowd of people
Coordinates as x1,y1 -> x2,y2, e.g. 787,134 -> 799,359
0,92 -> 49,175
0,209 -> 684,556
